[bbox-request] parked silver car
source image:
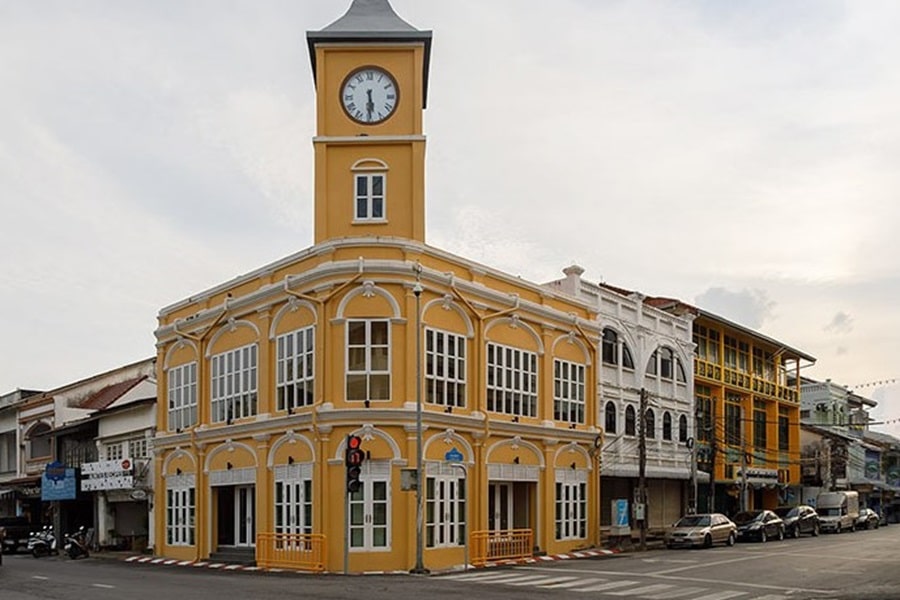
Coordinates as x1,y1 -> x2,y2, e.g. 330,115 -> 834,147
665,513 -> 737,549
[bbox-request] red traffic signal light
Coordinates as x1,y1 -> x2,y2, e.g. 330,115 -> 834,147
346,435 -> 365,493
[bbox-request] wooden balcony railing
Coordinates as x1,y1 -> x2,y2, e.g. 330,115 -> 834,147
256,532 -> 326,572
471,528 -> 533,566
694,359 -> 798,402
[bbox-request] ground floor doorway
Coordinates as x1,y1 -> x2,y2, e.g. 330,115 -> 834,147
487,481 -> 533,531
216,485 -> 255,547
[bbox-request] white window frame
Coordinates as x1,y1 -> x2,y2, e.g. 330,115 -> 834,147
348,462 -> 391,551
425,328 -> 466,408
426,464 -> 466,548
553,358 -> 585,423
166,477 -> 196,546
276,326 -> 315,412
167,362 -> 197,431
106,442 -> 124,461
346,319 -> 391,402
555,470 -> 587,541
211,344 -> 258,423
274,464 -> 313,536
354,172 -> 386,221
128,438 -> 149,459
486,342 -> 537,418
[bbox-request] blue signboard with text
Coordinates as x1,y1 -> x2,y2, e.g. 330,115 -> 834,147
41,461 -> 77,501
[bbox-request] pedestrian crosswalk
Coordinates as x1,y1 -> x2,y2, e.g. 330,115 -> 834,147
439,569 -> 795,600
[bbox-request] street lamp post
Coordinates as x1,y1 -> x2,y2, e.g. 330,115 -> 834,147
410,267 -> 428,575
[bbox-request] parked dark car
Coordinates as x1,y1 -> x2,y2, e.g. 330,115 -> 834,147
664,513 -> 737,549
733,509 -> 785,543
773,505 -> 819,538
0,516 -> 32,554
857,508 -> 880,530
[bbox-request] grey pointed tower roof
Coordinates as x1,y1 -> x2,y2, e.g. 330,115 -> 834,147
307,0 -> 433,106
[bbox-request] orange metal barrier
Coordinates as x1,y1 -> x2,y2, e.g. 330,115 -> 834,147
256,532 -> 326,572
470,529 -> 533,566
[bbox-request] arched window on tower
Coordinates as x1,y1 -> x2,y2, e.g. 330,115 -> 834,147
625,405 -> 636,436
351,159 -> 388,222
646,408 -> 656,439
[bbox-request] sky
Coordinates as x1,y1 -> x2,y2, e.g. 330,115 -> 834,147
2,1 -> 899,434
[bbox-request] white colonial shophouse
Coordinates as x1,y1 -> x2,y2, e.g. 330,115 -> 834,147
544,265 -> 697,537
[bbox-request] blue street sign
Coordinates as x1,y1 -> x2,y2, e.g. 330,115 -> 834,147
444,448 -> 463,462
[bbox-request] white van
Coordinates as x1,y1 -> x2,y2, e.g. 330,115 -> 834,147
816,491 -> 860,533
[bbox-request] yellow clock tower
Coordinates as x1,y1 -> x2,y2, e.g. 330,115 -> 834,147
306,0 -> 432,244
154,0 -> 604,575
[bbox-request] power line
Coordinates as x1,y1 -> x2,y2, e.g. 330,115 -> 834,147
849,378 -> 898,390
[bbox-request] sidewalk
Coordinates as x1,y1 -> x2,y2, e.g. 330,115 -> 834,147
93,540 -> 664,576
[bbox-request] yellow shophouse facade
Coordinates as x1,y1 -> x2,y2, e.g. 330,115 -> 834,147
647,301 -> 815,514
152,0 -> 604,573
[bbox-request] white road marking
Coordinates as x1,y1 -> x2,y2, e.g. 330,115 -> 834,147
608,583 -> 677,596
32,576 -> 49,580
442,572 -> 528,582
533,576 -> 581,587
573,580 -> 640,592
691,591 -> 748,600
643,587 -> 709,599
504,574 -> 574,586
539,578 -> 602,589
92,584 -> 115,589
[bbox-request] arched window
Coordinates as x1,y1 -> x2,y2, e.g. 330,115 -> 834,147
28,422 -> 52,460
645,408 -> 656,439
679,414 -> 689,443
622,344 -> 635,369
663,411 -> 673,441
602,329 -> 618,365
647,346 -> 685,382
625,405 -> 636,436
660,348 -> 674,379
602,328 -> 635,369
605,401 -> 617,434
351,158 -> 388,222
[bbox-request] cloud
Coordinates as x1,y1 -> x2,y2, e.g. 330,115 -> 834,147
694,287 -> 775,330
824,311 -> 854,334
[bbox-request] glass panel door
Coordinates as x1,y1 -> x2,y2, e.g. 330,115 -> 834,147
488,482 -> 512,531
235,485 -> 255,547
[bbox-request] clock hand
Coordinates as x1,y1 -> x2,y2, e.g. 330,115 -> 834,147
366,89 -> 375,121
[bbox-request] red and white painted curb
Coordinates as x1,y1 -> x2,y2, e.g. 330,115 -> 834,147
122,547 -> 622,575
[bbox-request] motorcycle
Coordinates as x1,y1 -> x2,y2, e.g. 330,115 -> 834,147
27,525 -> 59,558
64,526 -> 90,559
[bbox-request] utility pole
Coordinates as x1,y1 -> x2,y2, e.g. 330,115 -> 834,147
638,388 -> 648,551
410,267 -> 428,575
708,399 -> 716,514
740,442 -> 748,512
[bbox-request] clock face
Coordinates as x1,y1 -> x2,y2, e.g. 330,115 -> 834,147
340,66 -> 399,125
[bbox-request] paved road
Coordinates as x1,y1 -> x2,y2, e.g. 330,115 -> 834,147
438,525 -> 900,600
1,525 -> 897,600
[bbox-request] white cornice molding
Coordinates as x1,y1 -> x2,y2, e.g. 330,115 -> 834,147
313,135 -> 426,144
156,239 -> 609,341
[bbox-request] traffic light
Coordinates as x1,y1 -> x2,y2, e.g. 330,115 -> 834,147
345,435 -> 365,493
